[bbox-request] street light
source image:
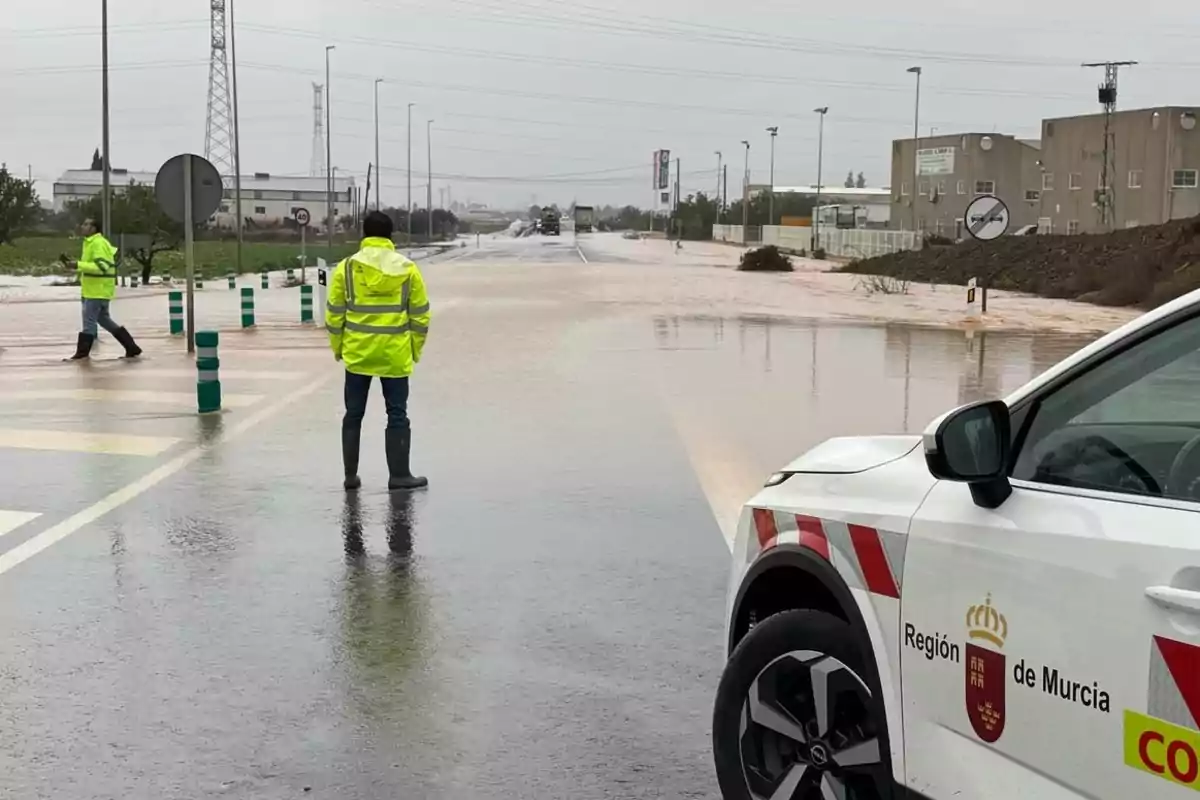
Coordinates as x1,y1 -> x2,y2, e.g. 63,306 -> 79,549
766,126 -> 779,227
426,119 -> 434,240
406,102 -> 414,242
813,107 -> 829,252
740,140 -> 750,234
714,150 -> 723,211
100,0 -> 111,237
373,78 -> 383,211
325,44 -> 336,258
907,66 -> 922,233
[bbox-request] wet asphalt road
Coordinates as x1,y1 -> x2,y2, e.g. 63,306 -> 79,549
0,234 -> 1096,798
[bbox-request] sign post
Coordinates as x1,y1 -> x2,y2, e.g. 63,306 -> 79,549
316,257 -> 328,327
155,153 -> 222,354
295,207 -> 311,284
963,195 -> 1010,316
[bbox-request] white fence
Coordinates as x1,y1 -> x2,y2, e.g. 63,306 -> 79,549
712,224 -> 921,259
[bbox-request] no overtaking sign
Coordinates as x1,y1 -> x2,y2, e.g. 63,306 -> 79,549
965,195 -> 1010,241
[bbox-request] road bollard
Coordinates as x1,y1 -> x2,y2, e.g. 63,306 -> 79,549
168,291 -> 184,336
261,271 -> 269,290
130,274 -> 139,288
196,330 -> 221,414
240,287 -> 255,328
300,284 -> 314,323
195,275 -> 204,290
227,273 -> 236,290
286,267 -> 295,283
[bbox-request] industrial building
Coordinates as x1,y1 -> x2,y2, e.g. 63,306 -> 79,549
52,169 -> 358,230
888,133 -> 1042,237
1035,106 -> 1200,234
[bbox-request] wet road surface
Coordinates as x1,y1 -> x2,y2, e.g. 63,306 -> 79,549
0,235 -> 1098,798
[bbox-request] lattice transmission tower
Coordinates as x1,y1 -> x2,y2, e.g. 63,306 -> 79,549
311,83 -> 327,177
204,0 -> 235,177
1082,59 -> 1136,231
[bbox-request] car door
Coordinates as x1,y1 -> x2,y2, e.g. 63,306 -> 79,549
901,309 -> 1200,799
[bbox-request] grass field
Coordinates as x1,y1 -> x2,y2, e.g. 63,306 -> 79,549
0,237 -> 360,279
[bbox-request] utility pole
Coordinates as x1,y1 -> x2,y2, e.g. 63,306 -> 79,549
907,66 -> 922,234
406,103 -> 414,242
1083,60 -> 1136,231
674,156 -> 681,239
229,0 -> 243,277
427,119 -> 434,240
813,107 -> 828,252
741,140 -> 750,235
722,164 -> 728,221
373,78 -> 383,211
766,126 -> 778,227
714,150 -> 722,208
325,45 -> 336,260
100,0 -> 111,237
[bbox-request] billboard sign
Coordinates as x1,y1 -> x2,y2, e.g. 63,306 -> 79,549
656,150 -> 671,190
917,147 -> 956,176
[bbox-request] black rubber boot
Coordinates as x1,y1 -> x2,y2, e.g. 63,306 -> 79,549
112,326 -> 142,358
386,429 -> 428,491
66,332 -> 95,361
342,427 -> 362,490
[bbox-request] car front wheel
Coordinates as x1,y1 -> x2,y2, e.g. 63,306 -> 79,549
712,609 -> 893,800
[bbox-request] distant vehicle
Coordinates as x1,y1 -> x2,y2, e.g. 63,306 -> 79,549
541,206 -> 561,236
1013,223 -> 1039,235
573,205 -> 595,233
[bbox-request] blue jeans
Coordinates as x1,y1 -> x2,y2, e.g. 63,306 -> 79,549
81,299 -> 122,336
343,371 -> 410,432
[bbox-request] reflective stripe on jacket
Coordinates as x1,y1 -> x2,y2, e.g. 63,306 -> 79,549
325,236 -> 431,378
77,233 -> 118,300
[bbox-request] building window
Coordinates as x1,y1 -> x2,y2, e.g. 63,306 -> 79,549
253,190 -> 264,200
1172,169 -> 1199,189
956,180 -> 966,195
900,182 -> 909,196
918,181 -> 929,197
1042,172 -> 1054,191
1128,170 -> 1143,189
1038,217 -> 1053,234
1067,219 -> 1080,234
974,180 -> 995,195
1025,190 -> 1040,202
935,219 -> 944,235
936,180 -> 946,196
254,206 -> 266,214
1069,172 -> 1082,190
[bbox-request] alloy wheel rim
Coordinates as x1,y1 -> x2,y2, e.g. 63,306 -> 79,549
739,649 -> 883,800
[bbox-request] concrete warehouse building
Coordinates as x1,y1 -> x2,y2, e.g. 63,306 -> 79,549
889,133 -> 1043,238
53,169 -> 358,230
1035,106 -> 1200,234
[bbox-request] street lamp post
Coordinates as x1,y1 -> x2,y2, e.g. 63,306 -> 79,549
813,107 -> 829,252
100,0 -> 111,237
740,140 -> 750,235
714,150 -> 722,212
406,103 -> 414,243
325,45 -> 336,259
766,126 -> 778,227
907,66 -> 922,234
373,78 -> 383,211
426,119 -> 434,240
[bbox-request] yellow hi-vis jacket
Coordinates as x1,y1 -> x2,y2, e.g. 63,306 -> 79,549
77,233 -> 119,300
325,237 -> 431,378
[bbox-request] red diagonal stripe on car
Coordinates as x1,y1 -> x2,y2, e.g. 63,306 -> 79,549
1154,635 -> 1200,727
795,515 -> 830,561
752,508 -> 778,550
848,524 -> 900,598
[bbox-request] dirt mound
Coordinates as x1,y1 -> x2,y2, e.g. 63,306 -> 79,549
840,216 -> 1200,309
739,245 -> 793,272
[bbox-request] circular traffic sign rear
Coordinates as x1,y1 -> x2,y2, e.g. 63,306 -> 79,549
155,154 -> 223,224
295,208 -> 311,226
964,195 -> 1010,241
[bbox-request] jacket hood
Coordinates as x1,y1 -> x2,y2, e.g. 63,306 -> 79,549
348,239 -> 414,297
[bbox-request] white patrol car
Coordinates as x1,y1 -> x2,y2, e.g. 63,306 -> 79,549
713,289 -> 1200,799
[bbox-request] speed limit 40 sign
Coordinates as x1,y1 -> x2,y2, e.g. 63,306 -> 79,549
294,207 -> 311,226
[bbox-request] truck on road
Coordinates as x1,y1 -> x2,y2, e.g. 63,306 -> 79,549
540,207 -> 561,236
573,205 -> 595,233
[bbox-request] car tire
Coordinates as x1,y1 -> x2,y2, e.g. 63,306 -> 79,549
713,609 -> 893,800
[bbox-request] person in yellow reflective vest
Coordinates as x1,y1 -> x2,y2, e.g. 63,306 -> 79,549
326,211 -> 431,491
64,217 -> 142,360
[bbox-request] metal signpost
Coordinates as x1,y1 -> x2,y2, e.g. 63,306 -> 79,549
155,154 -> 223,354
964,194 -> 1010,315
296,207 -> 311,284
316,257 -> 328,327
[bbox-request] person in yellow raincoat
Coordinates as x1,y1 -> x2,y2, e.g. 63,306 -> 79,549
325,211 -> 431,491
65,217 -> 142,360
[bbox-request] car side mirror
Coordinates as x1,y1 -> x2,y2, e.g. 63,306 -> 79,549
924,400 -> 1012,509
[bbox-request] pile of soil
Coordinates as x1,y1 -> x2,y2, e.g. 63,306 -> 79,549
840,216 -> 1200,309
739,245 -> 793,272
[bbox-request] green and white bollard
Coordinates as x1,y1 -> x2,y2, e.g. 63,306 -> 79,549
261,271 -> 269,290
168,291 -> 184,336
300,284 -> 314,323
130,274 -> 139,288
240,287 -> 255,328
196,330 -> 221,414
227,273 -> 236,290
286,267 -> 295,283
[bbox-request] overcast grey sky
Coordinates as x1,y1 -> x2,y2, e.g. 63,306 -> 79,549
3,0 -> 1198,210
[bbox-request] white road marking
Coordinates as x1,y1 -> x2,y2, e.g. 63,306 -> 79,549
0,510 -> 40,538
0,428 -> 181,456
575,245 -> 589,264
0,389 -> 263,408
3,368 -> 308,381
0,371 -> 337,577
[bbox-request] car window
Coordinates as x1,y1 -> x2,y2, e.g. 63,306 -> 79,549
1012,313 -> 1200,502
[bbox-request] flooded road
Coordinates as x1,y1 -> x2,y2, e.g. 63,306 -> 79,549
0,234 -> 1104,798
